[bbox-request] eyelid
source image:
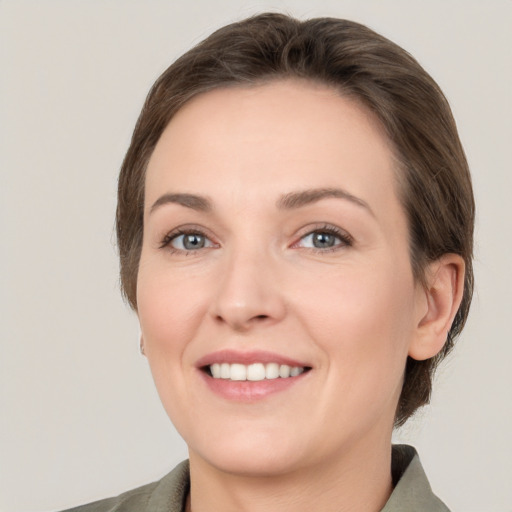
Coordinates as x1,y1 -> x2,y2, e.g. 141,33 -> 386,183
159,224 -> 219,251
291,223 -> 353,251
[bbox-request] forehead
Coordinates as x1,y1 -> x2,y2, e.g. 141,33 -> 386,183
145,80 -> 401,221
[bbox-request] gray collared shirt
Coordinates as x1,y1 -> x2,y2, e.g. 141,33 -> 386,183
61,445 -> 450,512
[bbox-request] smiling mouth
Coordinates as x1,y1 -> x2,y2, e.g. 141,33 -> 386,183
203,363 -> 311,382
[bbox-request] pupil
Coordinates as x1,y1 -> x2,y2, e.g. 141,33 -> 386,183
184,234 -> 204,250
313,232 -> 335,248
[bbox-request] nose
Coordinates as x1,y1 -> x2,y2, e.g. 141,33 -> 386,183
209,247 -> 286,332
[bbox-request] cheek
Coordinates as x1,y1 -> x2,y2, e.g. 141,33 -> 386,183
293,259 -> 416,375
136,263 -> 212,390
136,266 -> 210,430
138,260 -> 204,339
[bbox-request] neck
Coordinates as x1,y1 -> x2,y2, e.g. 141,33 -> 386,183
187,438 -> 393,512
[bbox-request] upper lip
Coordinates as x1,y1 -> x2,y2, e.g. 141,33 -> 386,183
195,349 -> 311,368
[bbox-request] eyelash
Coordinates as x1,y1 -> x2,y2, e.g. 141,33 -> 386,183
159,224 -> 353,254
293,224 -> 353,253
159,227 -> 215,253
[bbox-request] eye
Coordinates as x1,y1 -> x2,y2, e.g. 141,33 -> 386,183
296,226 -> 353,251
160,229 -> 216,252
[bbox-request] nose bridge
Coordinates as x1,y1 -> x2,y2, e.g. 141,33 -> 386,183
211,236 -> 285,330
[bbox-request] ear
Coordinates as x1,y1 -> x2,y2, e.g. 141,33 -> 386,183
138,323 -> 146,356
409,254 -> 465,361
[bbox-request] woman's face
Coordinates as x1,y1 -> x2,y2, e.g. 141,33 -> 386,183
137,80 -> 425,475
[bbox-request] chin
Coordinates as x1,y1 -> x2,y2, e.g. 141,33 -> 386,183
187,427 -> 312,477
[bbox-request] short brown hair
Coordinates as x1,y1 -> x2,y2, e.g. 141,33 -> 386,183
116,13 -> 474,425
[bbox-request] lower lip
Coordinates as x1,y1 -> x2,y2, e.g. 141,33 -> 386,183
199,370 -> 309,401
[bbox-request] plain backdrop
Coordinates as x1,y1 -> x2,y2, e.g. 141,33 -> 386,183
1,1 -> 511,511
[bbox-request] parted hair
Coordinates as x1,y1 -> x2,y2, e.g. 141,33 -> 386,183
116,13 -> 474,426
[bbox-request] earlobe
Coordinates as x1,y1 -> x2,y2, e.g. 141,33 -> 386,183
409,254 -> 465,361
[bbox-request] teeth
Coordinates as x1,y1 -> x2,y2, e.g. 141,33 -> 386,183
290,366 -> 302,377
247,363 -> 266,381
211,363 -> 221,378
265,362 -> 280,379
230,363 -> 246,381
279,364 -> 291,378
220,363 -> 230,379
208,363 -> 305,381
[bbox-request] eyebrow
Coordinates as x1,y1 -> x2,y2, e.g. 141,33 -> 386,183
150,193 -> 213,214
276,187 -> 374,216
149,187 -> 373,216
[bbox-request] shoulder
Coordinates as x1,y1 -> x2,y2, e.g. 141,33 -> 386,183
58,460 -> 190,512
60,481 -> 158,512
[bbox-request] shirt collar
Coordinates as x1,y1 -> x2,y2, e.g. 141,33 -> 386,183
382,444 -> 450,512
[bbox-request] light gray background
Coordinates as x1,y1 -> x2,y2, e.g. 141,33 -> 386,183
1,1 -> 511,511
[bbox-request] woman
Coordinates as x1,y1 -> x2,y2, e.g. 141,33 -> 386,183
66,13 -> 474,512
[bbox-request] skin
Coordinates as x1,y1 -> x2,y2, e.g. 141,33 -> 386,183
137,80 -> 464,512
